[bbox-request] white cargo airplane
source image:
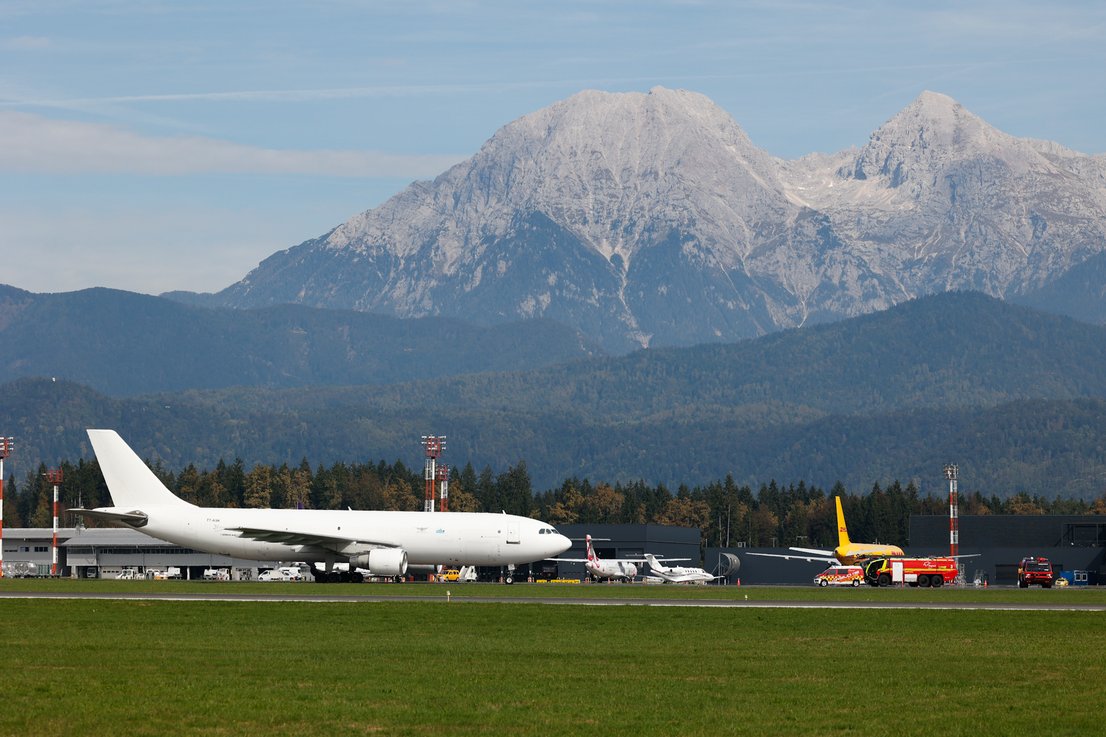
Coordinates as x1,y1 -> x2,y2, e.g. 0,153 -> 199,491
643,553 -> 720,584
552,534 -> 642,581
71,430 -> 571,583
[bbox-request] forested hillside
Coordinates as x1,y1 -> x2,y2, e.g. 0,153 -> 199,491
4,292 -> 1106,497
0,284 -> 598,395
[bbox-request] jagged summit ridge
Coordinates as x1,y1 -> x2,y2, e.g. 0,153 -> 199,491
217,88 -> 1106,352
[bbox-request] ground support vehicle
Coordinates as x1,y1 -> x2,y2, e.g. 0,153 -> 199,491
863,557 -> 958,587
813,565 -> 865,587
258,568 -> 304,582
439,566 -> 477,582
1018,556 -> 1054,588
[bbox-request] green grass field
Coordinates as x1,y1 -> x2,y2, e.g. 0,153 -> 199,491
2,582 -> 1105,736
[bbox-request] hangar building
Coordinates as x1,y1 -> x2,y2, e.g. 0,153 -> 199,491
707,514 -> 1106,585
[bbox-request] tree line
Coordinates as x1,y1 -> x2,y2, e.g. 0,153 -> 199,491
4,456 -> 1106,551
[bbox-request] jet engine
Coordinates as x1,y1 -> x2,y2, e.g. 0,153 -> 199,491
348,548 -> 408,577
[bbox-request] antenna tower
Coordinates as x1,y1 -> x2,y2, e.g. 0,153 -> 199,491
437,464 -> 450,513
46,468 -> 64,576
944,463 -> 960,581
421,436 -> 445,512
0,436 -> 12,578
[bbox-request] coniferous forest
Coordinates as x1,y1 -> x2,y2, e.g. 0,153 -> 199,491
6,454 -> 1105,553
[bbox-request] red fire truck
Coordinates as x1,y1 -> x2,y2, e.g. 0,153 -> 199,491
1017,557 -> 1054,588
863,557 -> 959,587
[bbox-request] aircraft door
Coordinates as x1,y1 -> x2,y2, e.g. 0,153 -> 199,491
506,521 -> 520,544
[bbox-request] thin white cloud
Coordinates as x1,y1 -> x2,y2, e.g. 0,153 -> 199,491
2,78 -> 623,108
2,35 -> 51,50
0,111 -> 464,177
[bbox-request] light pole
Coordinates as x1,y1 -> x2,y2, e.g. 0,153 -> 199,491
944,463 -> 960,582
0,436 -> 12,578
46,468 -> 64,576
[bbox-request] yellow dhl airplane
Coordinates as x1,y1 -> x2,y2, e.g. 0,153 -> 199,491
747,496 -> 904,565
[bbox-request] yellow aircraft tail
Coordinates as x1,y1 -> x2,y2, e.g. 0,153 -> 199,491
835,496 -> 852,548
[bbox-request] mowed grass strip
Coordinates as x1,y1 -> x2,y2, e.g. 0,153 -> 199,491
1,599 -> 1103,737
6,576 -> 1106,605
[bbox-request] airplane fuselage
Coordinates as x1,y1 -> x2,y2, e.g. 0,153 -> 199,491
653,566 -> 714,583
833,543 -> 905,566
586,559 -> 638,580
130,505 -> 569,566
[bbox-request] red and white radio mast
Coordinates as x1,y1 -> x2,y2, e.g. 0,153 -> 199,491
944,463 -> 960,583
436,464 -> 450,513
944,463 -> 959,558
45,468 -> 64,576
0,436 -> 12,578
421,436 -> 446,512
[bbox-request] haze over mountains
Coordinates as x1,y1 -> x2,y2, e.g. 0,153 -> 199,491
199,88 -> 1106,352
0,284 -> 597,395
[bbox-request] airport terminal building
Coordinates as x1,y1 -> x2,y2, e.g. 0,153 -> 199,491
1,526 -> 286,580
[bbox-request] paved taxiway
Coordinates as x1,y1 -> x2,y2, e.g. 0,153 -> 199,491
2,589 -> 1104,611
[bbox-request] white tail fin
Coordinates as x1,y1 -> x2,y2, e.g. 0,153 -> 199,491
585,534 -> 597,563
88,429 -> 193,510
644,553 -> 668,573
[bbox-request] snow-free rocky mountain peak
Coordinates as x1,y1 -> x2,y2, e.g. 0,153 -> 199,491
213,88 -> 1106,352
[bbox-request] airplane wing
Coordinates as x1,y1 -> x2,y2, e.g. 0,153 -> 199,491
789,546 -> 837,557
745,551 -> 838,564
229,526 -> 399,552
69,507 -> 149,527
548,557 -> 588,562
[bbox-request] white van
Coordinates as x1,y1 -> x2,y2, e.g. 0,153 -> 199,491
258,567 -> 305,582
257,569 -> 289,582
278,566 -> 306,581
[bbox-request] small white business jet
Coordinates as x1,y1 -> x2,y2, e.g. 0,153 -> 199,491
643,553 -> 721,584
71,430 -> 571,583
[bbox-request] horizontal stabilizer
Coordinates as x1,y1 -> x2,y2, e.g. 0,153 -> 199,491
746,551 -> 837,564
69,507 -> 149,527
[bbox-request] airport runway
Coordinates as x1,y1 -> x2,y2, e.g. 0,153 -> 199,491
3,589 -> 1105,611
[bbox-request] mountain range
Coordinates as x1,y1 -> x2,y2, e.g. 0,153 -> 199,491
5,87 -> 1106,499
188,88 -> 1106,353
0,284 -> 597,395
5,292 -> 1106,497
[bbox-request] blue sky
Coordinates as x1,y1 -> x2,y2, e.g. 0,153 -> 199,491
2,0 -> 1104,295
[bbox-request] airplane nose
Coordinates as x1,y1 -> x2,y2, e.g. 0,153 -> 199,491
551,534 -> 571,556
